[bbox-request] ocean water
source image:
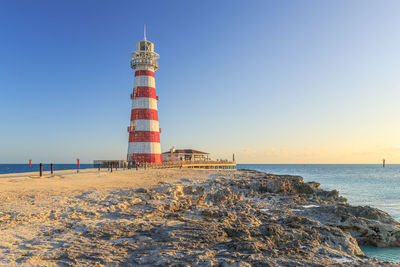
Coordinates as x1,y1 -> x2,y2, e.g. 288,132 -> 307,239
238,164 -> 400,262
0,164 -> 94,174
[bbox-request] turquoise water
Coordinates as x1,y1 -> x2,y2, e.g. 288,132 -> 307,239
360,245 -> 400,263
238,164 -> 400,262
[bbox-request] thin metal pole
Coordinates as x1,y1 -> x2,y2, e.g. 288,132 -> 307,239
51,163 -> 53,175
40,163 -> 43,177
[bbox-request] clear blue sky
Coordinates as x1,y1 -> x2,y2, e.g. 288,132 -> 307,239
1,0 -> 400,163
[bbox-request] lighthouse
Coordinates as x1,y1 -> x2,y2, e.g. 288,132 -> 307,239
127,28 -> 162,164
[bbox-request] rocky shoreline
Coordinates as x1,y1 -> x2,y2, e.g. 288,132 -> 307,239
0,169 -> 399,266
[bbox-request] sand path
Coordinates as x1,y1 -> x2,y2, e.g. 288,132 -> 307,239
0,168 -> 218,265
0,168 -> 215,201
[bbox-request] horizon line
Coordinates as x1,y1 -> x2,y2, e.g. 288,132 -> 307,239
0,162 -> 397,165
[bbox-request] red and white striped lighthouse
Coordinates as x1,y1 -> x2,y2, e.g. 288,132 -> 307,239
127,29 -> 162,164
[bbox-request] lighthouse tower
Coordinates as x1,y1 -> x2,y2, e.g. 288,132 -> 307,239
127,29 -> 161,164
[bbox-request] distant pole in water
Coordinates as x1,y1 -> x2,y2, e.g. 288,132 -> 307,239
39,163 -> 43,177
77,158 -> 80,173
51,163 -> 53,175
383,159 -> 386,168
233,153 -> 235,162
29,159 -> 32,168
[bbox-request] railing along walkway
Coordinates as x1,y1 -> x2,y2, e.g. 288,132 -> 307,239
143,160 -> 236,170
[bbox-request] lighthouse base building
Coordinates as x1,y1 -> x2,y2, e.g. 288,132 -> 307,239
127,33 -> 162,164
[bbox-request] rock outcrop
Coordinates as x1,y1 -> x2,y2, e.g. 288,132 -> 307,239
242,170 -> 400,249
0,170 -> 398,266
300,203 -> 400,247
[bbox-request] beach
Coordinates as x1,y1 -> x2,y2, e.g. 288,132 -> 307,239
0,168 -> 214,202
0,168 -> 398,266
0,168 -> 215,265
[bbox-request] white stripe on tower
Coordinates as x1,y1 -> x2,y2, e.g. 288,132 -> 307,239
134,76 -> 155,87
127,35 -> 161,164
131,120 -> 160,132
128,142 -> 162,154
132,98 -> 158,110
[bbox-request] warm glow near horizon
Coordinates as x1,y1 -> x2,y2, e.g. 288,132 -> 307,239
233,144 -> 400,164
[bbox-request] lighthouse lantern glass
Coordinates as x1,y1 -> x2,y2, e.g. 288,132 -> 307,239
136,41 -> 153,52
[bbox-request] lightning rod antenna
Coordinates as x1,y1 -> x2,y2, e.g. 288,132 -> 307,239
144,24 -> 147,41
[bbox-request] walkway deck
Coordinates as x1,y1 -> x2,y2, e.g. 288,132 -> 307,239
145,161 -> 236,170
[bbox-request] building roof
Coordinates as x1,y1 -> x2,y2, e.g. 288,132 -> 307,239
162,149 -> 209,155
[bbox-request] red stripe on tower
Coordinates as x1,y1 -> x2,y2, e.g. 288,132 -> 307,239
127,154 -> 162,163
131,109 -> 158,121
135,70 -> 155,77
134,87 -> 157,99
127,32 -> 162,164
129,131 -> 160,142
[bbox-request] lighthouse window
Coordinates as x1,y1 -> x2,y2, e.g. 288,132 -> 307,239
140,42 -> 146,51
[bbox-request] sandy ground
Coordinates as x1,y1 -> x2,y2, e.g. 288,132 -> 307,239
0,168 -> 215,202
0,168 -> 219,265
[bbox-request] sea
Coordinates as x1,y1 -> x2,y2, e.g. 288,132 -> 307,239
0,163 -> 399,262
0,163 -> 94,174
238,164 -> 400,262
